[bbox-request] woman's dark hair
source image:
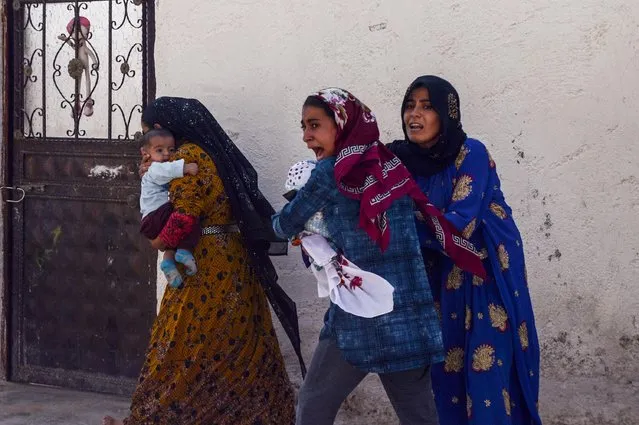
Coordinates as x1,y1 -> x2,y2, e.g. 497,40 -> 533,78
303,95 -> 335,123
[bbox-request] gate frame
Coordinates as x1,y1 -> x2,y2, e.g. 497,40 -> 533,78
1,1 -> 11,382
0,0 -> 156,383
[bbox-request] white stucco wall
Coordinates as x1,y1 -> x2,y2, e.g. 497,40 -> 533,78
153,1 -> 639,423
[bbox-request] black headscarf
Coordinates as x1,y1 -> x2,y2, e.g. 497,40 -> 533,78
142,97 -> 306,376
387,75 -> 467,177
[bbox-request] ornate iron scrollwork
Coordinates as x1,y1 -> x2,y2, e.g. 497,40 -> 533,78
16,0 -> 149,141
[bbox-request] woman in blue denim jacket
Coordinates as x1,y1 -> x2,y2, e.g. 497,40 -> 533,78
273,88 -> 483,425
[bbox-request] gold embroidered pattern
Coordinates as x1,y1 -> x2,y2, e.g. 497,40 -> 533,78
479,249 -> 488,260
503,389 -> 512,416
467,395 -> 472,418
485,399 -> 492,407
465,306 -> 472,331
446,266 -> 463,291
489,304 -> 509,332
498,244 -> 510,270
473,275 -> 484,286
444,347 -> 465,373
490,202 -> 507,219
472,344 -> 495,372
452,396 -> 459,404
455,145 -> 470,170
519,322 -> 530,351
452,175 -> 473,202
448,92 -> 460,120
463,219 -> 477,239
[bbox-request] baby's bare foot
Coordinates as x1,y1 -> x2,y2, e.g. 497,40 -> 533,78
102,416 -> 123,425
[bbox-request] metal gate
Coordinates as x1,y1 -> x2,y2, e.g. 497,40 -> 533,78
6,0 -> 156,394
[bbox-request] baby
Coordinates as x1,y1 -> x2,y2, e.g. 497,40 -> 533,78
139,128 -> 200,288
283,160 -> 394,318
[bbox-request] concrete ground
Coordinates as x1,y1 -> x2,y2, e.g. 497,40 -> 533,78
2,290 -> 638,425
0,378 -> 390,425
2,375 -> 639,425
0,381 -> 129,425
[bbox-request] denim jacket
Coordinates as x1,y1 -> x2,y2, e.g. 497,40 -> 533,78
273,157 -> 444,373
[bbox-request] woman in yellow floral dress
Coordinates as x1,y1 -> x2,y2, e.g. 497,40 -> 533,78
104,97 -> 302,425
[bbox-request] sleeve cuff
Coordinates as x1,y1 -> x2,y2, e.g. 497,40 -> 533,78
271,213 -> 288,239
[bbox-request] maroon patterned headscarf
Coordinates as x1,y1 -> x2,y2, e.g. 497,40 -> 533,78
312,88 -> 486,278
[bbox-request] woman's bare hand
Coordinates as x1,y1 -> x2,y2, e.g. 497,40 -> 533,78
151,236 -> 167,251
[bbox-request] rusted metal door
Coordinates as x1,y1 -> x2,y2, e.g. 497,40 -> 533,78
6,0 -> 156,395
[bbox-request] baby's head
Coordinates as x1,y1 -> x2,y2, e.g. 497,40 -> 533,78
283,160 -> 317,201
140,128 -> 175,163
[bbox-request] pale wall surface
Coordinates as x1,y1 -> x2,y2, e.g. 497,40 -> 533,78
148,1 -> 639,423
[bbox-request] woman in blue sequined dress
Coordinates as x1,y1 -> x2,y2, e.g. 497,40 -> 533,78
388,76 -> 542,425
